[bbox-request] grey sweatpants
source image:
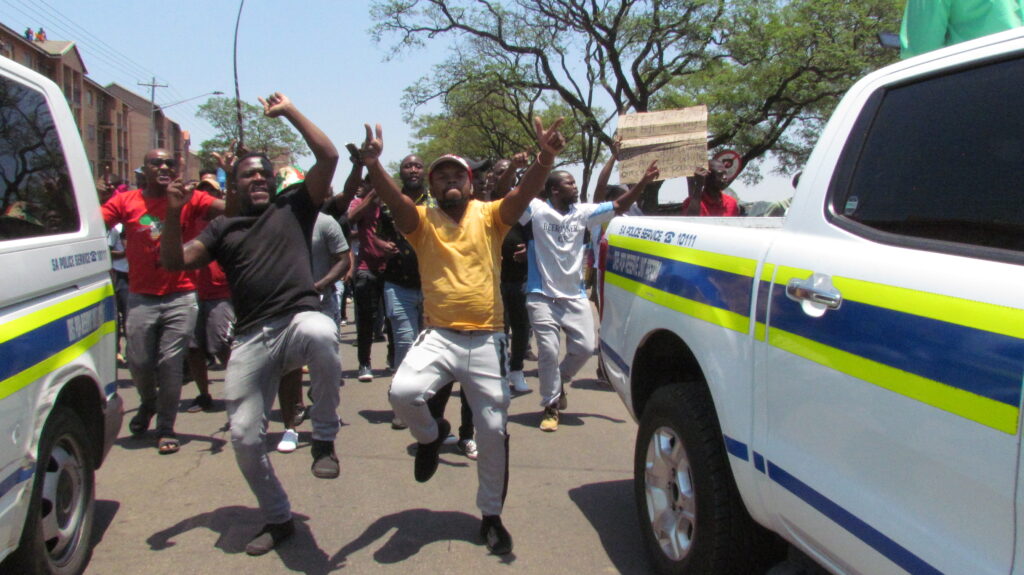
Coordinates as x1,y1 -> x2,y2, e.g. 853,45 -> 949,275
526,293 -> 596,408
389,328 -> 510,516
126,291 -> 198,435
225,311 -> 342,524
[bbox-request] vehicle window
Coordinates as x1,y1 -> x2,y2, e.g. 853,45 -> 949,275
831,57 -> 1024,257
0,75 -> 80,240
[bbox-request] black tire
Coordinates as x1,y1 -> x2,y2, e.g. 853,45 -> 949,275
6,406 -> 96,575
634,384 -> 762,574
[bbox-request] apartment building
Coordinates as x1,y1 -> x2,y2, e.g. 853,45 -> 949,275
0,23 -> 200,184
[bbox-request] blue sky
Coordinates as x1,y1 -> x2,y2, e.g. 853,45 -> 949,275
0,0 -> 794,202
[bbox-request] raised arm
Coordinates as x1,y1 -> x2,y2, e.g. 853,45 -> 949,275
160,179 -> 213,271
493,151 -> 529,199
593,136 -> 621,204
325,145 -> 364,216
613,161 -> 658,214
359,123 -> 419,234
260,92 -> 339,206
499,117 -> 566,226
684,166 -> 708,216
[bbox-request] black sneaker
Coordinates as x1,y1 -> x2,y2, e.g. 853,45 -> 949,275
414,419 -> 450,483
245,518 -> 295,556
480,515 -> 513,555
310,440 -> 340,479
291,403 -> 307,428
186,393 -> 213,413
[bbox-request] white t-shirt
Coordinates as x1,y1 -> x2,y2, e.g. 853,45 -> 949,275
108,223 -> 129,273
520,198 -> 614,299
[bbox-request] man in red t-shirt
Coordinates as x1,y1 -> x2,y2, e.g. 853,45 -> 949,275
681,158 -> 740,217
185,173 -> 234,413
102,149 -> 224,453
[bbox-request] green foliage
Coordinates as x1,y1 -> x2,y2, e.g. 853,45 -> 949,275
371,0 -> 902,196
658,0 -> 903,181
194,97 -> 306,170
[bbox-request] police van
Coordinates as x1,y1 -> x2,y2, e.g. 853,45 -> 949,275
599,26 -> 1024,575
0,55 -> 122,573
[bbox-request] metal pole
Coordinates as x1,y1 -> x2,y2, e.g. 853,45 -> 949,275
138,76 -> 167,150
233,0 -> 246,149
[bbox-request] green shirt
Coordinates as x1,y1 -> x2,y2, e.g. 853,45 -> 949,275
900,0 -> 1024,58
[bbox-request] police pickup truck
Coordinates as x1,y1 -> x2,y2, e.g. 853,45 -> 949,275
598,28 -> 1024,575
0,55 -> 122,573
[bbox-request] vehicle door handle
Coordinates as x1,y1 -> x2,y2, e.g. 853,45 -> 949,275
786,277 -> 842,310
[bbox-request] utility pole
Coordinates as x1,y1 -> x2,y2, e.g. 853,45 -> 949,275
138,76 -> 167,149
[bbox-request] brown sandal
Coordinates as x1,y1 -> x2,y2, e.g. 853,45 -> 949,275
158,435 -> 180,455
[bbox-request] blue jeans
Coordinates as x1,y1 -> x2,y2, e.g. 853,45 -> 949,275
383,282 -> 423,370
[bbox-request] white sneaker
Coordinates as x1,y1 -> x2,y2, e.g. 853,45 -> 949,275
510,371 -> 529,393
442,433 -> 458,445
277,429 -> 299,453
458,438 -> 478,460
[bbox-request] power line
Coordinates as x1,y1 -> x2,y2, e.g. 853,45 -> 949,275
0,0 -> 218,142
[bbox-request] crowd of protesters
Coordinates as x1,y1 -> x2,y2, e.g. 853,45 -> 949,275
95,89 -> 762,558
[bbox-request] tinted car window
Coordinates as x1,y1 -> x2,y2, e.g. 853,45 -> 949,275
0,76 -> 79,240
832,57 -> 1024,257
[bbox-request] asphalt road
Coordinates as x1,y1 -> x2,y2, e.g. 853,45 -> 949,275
85,313 -> 655,574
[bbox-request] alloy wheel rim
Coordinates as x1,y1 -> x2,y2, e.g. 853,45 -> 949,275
644,425 -> 696,561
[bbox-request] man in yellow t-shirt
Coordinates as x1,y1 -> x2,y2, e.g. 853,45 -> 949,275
360,118 -> 565,557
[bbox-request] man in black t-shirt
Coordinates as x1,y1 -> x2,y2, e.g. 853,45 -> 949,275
160,93 -> 341,557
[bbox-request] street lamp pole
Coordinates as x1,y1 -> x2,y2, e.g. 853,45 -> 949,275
149,90 -> 224,149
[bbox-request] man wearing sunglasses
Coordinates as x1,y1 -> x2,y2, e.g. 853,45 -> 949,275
102,148 -> 226,455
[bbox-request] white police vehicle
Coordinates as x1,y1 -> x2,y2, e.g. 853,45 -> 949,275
599,27 -> 1024,575
0,55 -> 122,574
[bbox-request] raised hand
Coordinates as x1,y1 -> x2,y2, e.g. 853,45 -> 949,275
166,178 -> 195,211
345,143 -> 363,166
511,151 -> 530,170
643,160 -> 660,182
360,123 -> 383,167
534,116 -> 566,160
258,92 -> 293,118
212,139 -> 238,173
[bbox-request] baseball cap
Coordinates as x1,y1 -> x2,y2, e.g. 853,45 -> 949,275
275,165 -> 306,194
427,154 -> 472,182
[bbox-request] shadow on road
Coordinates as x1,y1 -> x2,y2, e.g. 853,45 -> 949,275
90,499 -> 121,547
356,409 -> 394,425
571,377 -> 615,392
114,432 -> 228,454
147,506 -> 342,574
330,508 -> 508,566
507,410 -> 626,429
569,479 -> 651,574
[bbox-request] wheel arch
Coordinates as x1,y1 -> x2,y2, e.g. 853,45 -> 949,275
52,376 -> 105,470
630,329 -> 708,419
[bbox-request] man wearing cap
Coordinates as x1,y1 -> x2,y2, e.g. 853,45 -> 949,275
360,116 -> 565,556
161,92 -> 341,556
103,149 -> 226,454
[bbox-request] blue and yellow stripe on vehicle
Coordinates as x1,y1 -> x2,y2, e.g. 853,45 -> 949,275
0,284 -> 116,400
770,266 -> 1023,434
604,235 -> 1024,434
604,235 -> 759,334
